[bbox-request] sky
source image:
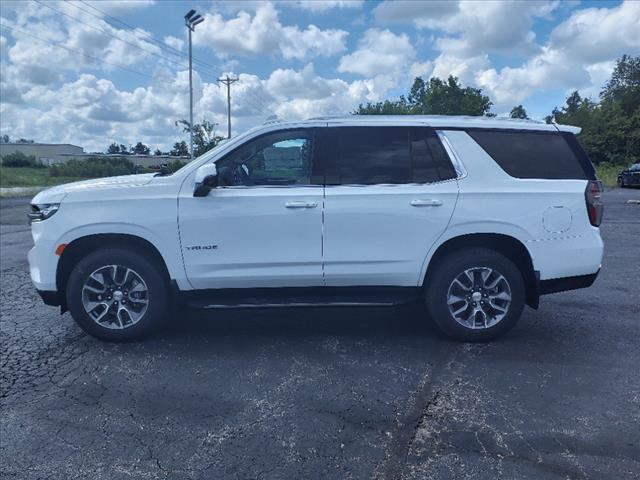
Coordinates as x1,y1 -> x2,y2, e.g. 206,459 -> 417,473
0,0 -> 639,153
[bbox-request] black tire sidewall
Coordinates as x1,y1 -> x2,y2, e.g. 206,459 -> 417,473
66,248 -> 168,341
426,248 -> 526,342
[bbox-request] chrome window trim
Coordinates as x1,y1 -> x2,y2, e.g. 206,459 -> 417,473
437,130 -> 467,180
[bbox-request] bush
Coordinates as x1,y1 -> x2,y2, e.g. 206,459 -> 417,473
49,157 -> 136,178
1,151 -> 44,168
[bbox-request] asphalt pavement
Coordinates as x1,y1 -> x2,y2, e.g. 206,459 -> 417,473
1,189 -> 639,479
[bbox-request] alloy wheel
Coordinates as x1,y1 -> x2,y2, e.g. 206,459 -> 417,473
446,267 -> 512,329
81,265 -> 149,330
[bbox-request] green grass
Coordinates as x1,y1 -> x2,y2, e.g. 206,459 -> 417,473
0,167 -> 89,188
0,163 -> 632,189
595,163 -> 627,188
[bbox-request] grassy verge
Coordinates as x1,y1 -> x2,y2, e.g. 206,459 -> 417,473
0,167 -> 89,188
0,163 -> 631,189
595,163 -> 625,187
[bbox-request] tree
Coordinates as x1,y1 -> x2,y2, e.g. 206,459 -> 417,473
119,144 -> 129,155
170,141 -> 189,157
16,138 -> 34,143
509,105 -> 529,119
132,142 -> 150,155
175,119 -> 224,157
107,142 -> 120,154
356,75 -> 493,116
1,134 -> 10,143
154,148 -> 163,156
545,55 -> 639,166
601,54 -> 640,114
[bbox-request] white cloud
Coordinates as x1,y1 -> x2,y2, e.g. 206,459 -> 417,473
194,3 -> 348,59
163,35 -> 184,52
338,28 -> 415,77
474,1 -> 640,106
375,0 -> 557,57
80,0 -> 155,15
548,0 -> 640,64
285,1 -> 364,12
264,64 -> 381,119
1,0 -> 173,85
373,0 -> 459,25
409,61 -> 434,80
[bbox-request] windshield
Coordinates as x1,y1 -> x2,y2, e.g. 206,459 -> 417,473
630,163 -> 640,171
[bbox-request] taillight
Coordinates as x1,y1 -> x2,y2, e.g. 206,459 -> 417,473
585,180 -> 604,227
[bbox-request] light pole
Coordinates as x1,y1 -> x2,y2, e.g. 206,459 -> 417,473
184,9 -> 204,160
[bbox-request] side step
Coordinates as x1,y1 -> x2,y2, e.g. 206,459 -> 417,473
180,286 -> 422,310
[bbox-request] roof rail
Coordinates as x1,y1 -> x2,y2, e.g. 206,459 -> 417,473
262,115 -> 282,125
305,115 -> 353,121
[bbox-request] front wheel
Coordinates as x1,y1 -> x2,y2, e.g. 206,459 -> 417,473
66,248 -> 169,341
425,248 -> 525,342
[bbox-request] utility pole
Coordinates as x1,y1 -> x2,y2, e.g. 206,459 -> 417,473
184,9 -> 204,160
218,75 -> 239,139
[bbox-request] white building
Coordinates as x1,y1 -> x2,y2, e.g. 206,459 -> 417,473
0,143 -> 190,167
0,143 -> 84,165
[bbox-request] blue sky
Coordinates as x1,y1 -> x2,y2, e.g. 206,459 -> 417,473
1,0 -> 638,152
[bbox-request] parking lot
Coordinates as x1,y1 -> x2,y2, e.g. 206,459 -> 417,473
1,189 -> 639,479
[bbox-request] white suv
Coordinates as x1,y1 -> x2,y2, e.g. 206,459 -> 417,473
28,116 -> 604,342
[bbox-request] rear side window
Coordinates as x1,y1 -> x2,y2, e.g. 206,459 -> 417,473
468,130 -> 594,180
320,126 -> 456,185
333,127 -> 411,184
411,128 -> 457,183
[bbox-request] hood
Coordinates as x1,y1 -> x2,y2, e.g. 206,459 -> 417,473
31,173 -> 156,204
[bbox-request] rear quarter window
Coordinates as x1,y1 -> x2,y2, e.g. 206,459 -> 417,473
467,130 -> 595,180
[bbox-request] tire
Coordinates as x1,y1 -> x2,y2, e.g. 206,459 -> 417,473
66,248 -> 169,341
618,177 -> 626,188
425,248 -> 525,342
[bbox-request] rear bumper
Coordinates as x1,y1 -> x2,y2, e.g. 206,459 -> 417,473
539,270 -> 600,295
37,289 -> 61,306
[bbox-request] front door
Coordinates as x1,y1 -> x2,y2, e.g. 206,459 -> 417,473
178,128 -> 323,289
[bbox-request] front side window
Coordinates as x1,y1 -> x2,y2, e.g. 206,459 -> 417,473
217,130 -> 313,186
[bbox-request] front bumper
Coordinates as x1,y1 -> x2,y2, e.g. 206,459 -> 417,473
28,245 -> 58,292
624,175 -> 640,186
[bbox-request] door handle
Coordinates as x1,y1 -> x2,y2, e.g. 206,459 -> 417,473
411,199 -> 443,207
285,201 -> 318,209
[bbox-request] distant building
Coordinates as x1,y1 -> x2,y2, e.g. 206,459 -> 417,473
0,143 -> 84,165
0,143 -> 190,168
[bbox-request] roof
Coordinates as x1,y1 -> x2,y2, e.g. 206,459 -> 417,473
0,142 -> 83,148
284,115 -> 581,134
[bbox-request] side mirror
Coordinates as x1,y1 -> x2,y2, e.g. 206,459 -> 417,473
193,163 -> 218,197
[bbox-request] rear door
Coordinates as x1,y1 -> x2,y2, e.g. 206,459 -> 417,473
319,126 -> 459,286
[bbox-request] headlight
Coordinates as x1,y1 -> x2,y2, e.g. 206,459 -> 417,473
28,203 -> 60,223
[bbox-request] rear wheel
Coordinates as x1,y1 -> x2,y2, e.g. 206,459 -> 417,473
425,248 -> 525,342
66,248 -> 168,341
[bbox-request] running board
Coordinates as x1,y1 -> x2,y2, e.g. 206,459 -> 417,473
180,286 -> 422,310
